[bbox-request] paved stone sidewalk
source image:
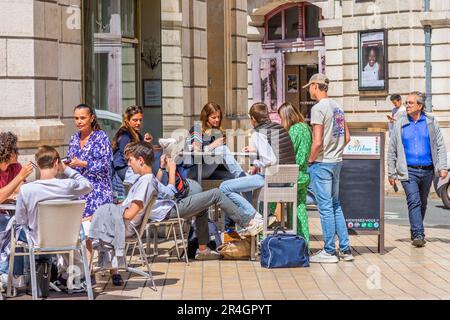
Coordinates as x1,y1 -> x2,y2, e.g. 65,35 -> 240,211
6,217 -> 450,300
91,217 -> 450,301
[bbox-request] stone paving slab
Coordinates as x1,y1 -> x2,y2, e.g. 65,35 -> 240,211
5,217 -> 450,300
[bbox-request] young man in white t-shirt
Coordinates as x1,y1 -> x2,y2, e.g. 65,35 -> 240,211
303,73 -> 354,263
388,94 -> 406,134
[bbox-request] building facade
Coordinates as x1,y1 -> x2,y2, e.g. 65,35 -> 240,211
1,0 -> 449,162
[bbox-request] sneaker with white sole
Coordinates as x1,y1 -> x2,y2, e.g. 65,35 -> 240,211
309,249 -> 339,263
195,248 -> 222,261
268,215 -> 277,228
239,219 -> 263,237
338,249 -> 355,262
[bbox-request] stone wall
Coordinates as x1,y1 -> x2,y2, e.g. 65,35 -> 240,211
0,0 -> 82,162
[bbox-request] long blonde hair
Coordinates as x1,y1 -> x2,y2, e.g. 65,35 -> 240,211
278,102 -> 305,131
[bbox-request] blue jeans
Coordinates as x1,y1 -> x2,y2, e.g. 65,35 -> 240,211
220,174 -> 265,217
309,162 -> 350,254
401,167 -> 434,239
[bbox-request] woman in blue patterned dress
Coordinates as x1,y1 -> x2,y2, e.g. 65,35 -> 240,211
67,104 -> 113,221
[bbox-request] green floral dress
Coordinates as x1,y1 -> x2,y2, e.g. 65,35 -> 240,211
290,123 -> 312,247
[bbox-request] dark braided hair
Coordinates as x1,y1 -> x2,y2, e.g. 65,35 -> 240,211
0,132 -> 19,164
74,104 -> 101,131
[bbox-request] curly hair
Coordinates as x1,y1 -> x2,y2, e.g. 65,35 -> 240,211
0,132 -> 19,164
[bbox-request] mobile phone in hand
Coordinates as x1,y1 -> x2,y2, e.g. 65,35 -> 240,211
61,157 -> 71,164
393,183 -> 399,193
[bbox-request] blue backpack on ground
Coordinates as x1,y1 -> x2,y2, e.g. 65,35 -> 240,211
260,228 -> 309,268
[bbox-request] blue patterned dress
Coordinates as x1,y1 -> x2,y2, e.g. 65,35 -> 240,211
67,130 -> 113,218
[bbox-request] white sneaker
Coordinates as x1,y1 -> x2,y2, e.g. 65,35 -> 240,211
195,248 -> 222,261
309,249 -> 339,264
268,215 -> 277,227
240,219 -> 263,237
0,273 -> 27,289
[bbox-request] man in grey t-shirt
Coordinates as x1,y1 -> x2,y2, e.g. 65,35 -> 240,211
303,73 -> 354,264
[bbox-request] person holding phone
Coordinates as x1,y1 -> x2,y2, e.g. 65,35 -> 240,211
186,102 -> 245,181
111,106 -> 153,182
388,94 -> 406,134
67,104 -> 113,222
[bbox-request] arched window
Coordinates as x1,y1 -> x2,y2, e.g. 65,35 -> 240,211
265,3 -> 323,42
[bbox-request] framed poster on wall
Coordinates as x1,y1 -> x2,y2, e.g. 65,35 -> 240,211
143,79 -> 162,107
358,30 -> 388,91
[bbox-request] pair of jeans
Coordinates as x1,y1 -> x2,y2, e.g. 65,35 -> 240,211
401,167 -> 434,239
168,188 -> 253,245
187,145 -> 244,180
309,162 -> 350,254
220,174 -> 265,217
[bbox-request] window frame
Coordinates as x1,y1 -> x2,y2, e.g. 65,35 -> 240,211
81,0 -> 141,114
264,3 -> 323,44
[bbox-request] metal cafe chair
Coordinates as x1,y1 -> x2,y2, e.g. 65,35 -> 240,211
7,200 -> 93,300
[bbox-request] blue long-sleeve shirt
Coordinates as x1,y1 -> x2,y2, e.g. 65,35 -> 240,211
401,113 -> 433,167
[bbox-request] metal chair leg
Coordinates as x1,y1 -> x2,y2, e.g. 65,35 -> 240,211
6,229 -> 16,298
136,235 -> 157,291
81,240 -> 94,300
153,225 -> 159,256
172,224 -> 181,260
179,221 -> 189,265
146,224 -> 151,255
128,243 -> 137,266
28,249 -> 38,300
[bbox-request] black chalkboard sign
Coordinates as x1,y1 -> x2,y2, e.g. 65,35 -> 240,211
340,159 -> 381,231
338,132 -> 385,253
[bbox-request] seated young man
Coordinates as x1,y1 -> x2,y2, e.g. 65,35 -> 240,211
219,102 -> 296,233
103,142 -> 260,281
1,146 -> 92,289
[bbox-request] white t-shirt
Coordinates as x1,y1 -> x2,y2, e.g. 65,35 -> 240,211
310,99 -> 347,163
363,62 -> 379,81
121,174 -> 156,237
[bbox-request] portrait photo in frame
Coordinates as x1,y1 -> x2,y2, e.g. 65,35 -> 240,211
358,30 -> 388,91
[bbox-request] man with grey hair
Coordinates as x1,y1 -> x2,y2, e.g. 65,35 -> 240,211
388,91 -> 448,247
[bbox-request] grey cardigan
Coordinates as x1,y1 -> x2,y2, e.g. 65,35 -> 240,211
387,112 -> 447,181
90,204 -> 126,256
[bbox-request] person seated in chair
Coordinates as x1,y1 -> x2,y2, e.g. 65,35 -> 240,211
0,146 -> 93,292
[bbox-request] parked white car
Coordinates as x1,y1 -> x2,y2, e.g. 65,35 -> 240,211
434,152 -> 450,209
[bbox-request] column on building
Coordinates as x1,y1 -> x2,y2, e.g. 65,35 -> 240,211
246,6 -> 264,112
207,0 -> 248,131
421,0 -> 450,150
0,0 -> 82,160
319,0 -> 344,108
180,0 -> 208,133
161,0 -> 184,137
228,0 -> 249,118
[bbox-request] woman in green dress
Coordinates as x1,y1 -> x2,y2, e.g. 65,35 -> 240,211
278,102 -> 312,247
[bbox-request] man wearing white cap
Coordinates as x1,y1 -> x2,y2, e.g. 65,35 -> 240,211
303,74 -> 354,263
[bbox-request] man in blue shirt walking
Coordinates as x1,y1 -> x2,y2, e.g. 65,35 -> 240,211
388,91 -> 448,247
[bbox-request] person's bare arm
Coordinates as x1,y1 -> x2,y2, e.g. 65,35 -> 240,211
156,155 -> 167,182
308,124 -> 324,163
0,163 -> 33,203
344,122 -> 351,146
123,201 -> 144,220
166,158 -> 176,187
